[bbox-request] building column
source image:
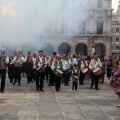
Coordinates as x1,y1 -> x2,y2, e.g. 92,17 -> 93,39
71,45 -> 75,55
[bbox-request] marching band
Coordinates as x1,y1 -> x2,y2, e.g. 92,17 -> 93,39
0,50 -> 120,97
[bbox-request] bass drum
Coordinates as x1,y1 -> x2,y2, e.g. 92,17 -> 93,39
93,68 -> 102,76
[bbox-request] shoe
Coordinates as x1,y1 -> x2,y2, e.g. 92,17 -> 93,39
31,81 -> 33,83
64,84 -> 67,86
18,83 -> 21,86
1,90 -> 4,93
13,82 -> 16,85
48,84 -> 51,86
95,88 -> 99,90
27,81 -> 30,83
36,87 -> 39,91
80,83 -> 83,85
117,104 -> 120,107
40,89 -> 44,92
56,89 -> 59,92
90,85 -> 93,89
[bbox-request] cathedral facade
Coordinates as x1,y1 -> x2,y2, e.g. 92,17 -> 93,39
0,0 -> 113,56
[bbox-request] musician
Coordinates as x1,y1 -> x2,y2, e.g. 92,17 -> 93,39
45,56 -> 50,82
72,55 -> 78,66
78,56 -> 88,85
72,64 -> 80,90
12,51 -> 26,86
63,56 -> 71,86
89,53 -> 102,90
0,50 -> 9,92
51,54 -> 63,92
36,50 -> 46,92
48,52 -> 57,86
26,51 -> 33,83
32,54 -> 37,82
8,55 -> 15,83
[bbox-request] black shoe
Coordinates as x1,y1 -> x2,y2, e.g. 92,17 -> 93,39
48,84 -> 51,86
64,84 -> 67,86
13,82 -> 16,85
40,89 -> 44,92
80,83 -> 84,85
1,90 -> 4,93
18,83 -> 21,86
56,89 -> 59,92
51,84 -> 55,86
27,81 -> 30,83
31,81 -> 33,83
36,87 -> 39,91
95,88 -> 99,90
90,85 -> 93,89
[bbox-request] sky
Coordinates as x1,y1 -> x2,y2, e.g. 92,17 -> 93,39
112,0 -> 119,12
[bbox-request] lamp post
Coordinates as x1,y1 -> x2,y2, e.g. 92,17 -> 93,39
89,33 -> 96,56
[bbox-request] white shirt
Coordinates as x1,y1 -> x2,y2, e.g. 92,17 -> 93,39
72,58 -> 78,65
12,56 -> 26,64
37,56 -> 46,67
63,60 -> 71,70
51,60 -> 62,70
80,61 -> 88,68
89,59 -> 102,70
32,57 -> 37,69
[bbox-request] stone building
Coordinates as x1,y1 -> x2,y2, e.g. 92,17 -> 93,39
0,0 -> 113,56
112,3 -> 120,54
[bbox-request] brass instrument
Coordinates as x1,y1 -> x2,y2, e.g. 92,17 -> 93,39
37,65 -> 45,73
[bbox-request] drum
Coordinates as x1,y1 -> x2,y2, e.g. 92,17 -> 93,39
93,68 -> 102,76
54,69 -> 63,77
37,66 -> 45,73
64,67 -> 71,73
82,68 -> 88,74
72,75 -> 79,82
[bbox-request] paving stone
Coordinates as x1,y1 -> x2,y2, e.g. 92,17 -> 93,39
0,77 -> 120,120
39,110 -> 62,117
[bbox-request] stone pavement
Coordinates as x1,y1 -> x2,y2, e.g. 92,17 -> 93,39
0,77 -> 120,120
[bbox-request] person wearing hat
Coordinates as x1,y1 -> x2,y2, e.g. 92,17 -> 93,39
0,50 -> 9,92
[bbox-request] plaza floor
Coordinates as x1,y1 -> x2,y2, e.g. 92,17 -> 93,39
0,77 -> 120,120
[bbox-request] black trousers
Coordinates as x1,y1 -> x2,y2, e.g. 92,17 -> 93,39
8,67 -> 14,83
55,74 -> 61,91
49,68 -> 55,85
32,69 -> 36,81
79,71 -> 85,84
26,64 -> 33,82
91,72 -> 100,89
64,72 -> 70,85
72,81 -> 77,90
45,66 -> 50,81
14,67 -> 21,84
0,69 -> 6,91
36,71 -> 45,90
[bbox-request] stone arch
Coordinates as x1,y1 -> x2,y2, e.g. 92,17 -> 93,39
22,42 -> 35,55
58,42 -> 71,55
41,42 -> 54,56
75,43 -> 88,55
95,43 -> 106,57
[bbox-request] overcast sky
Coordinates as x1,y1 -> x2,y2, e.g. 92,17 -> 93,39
112,0 -> 119,12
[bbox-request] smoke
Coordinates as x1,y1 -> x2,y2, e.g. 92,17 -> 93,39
0,0 -> 89,55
